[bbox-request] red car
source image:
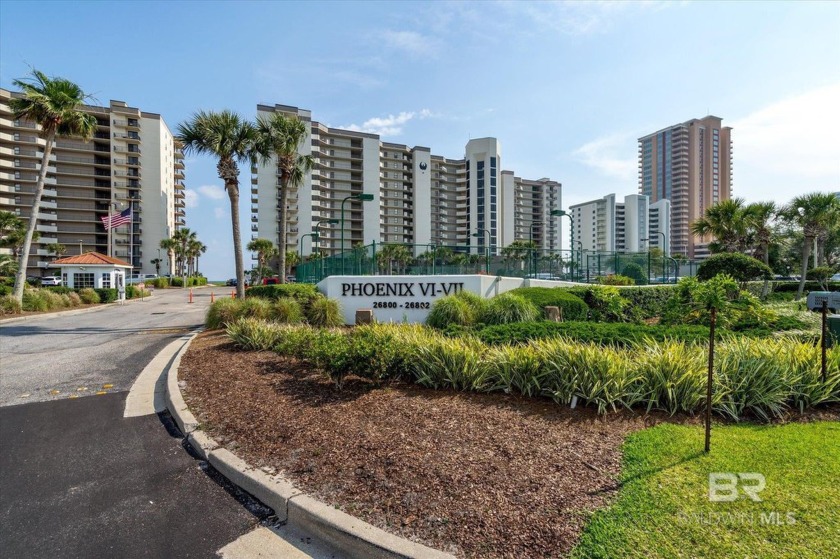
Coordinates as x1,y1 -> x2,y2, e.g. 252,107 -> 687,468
261,276 -> 280,285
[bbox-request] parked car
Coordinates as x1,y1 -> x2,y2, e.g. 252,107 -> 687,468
40,276 -> 63,287
226,278 -> 237,287
286,275 -> 297,283
831,273 -> 840,282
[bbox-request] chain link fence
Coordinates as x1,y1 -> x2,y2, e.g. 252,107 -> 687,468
295,242 -> 701,285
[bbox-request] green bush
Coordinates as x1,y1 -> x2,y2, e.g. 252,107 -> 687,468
598,274 -> 635,286
94,288 -> 118,303
272,297 -> 304,324
148,277 -> 169,288
0,285 -> 11,297
567,286 -> 628,322
622,263 -> 648,285
476,321 -> 711,347
22,290 -> 48,312
306,295 -> 343,327
206,298 -> 244,329
479,293 -> 539,325
170,276 -> 205,287
634,341 -> 708,415
344,324 -> 432,383
45,286 -> 73,295
309,329 -> 353,388
0,294 -> 22,315
697,253 -> 773,285
240,297 -> 274,321
226,318 -> 288,351
247,283 -> 319,301
507,287 -> 588,321
618,286 -> 677,319
662,276 -> 777,331
427,294 -> 478,329
78,288 -> 100,305
67,292 -> 82,307
411,336 -> 486,391
482,344 -> 548,397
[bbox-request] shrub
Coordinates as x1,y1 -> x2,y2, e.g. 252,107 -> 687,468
479,293 -> 539,325
634,340 -> 708,415
247,283 -> 319,301
126,285 -> 150,299
78,288 -> 100,305
411,336 -> 486,391
482,344 -> 548,397
39,290 -> 65,310
240,297 -> 274,321
619,286 -> 677,319
45,286 -> 73,295
662,276 -> 777,331
148,277 -> 169,288
22,290 -> 48,312
507,287 -> 588,321
206,298 -> 244,329
697,253 -> 773,285
272,297 -> 304,324
476,321 -> 711,347
453,290 -> 487,316
806,266 -> 835,290
598,274 -> 634,286
94,288 -> 118,303
67,292 -> 82,307
226,318 -> 287,351
622,263 -> 648,285
567,286 -> 628,322
0,295 -> 21,315
0,285 -> 11,297
427,294 -> 478,329
309,329 -> 353,388
306,295 -> 343,327
344,324 -> 434,383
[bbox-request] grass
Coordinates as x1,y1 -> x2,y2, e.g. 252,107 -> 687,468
572,421 -> 840,559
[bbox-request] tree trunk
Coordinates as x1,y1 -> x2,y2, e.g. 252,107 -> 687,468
277,167 -> 289,284
228,180 -> 245,298
760,241 -> 770,299
705,306 -> 716,453
797,237 -> 813,301
13,128 -> 56,302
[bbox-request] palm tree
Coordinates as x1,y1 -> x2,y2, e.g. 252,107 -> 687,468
783,192 -> 840,300
690,198 -> 750,254
246,238 -> 276,283
171,227 -> 197,280
285,250 -> 300,278
177,111 -> 263,298
744,202 -> 777,266
45,242 -> 66,261
190,240 -> 207,276
160,238 -> 178,277
255,113 -> 314,284
8,70 -> 97,302
150,257 -> 162,276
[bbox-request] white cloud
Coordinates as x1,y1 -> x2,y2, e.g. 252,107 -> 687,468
198,184 -> 226,200
381,30 -> 441,57
729,83 -> 840,200
184,189 -> 199,208
572,132 -> 638,182
499,0 -> 674,35
214,207 -> 226,219
343,109 -> 436,137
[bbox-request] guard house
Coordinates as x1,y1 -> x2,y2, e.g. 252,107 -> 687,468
51,252 -> 132,289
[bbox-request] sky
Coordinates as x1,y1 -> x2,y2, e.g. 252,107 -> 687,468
1,0 -> 838,280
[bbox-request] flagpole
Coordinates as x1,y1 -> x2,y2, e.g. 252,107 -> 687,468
107,211 -> 112,257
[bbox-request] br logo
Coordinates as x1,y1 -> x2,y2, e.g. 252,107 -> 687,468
419,162 -> 427,171
708,473 -> 766,502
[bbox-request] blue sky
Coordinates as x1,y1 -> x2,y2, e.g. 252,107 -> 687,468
2,0 -> 838,279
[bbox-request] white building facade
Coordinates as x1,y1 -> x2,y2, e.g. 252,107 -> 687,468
252,103 -> 562,261
570,193 -> 671,255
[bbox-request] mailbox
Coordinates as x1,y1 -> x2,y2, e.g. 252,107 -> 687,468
806,291 -> 840,312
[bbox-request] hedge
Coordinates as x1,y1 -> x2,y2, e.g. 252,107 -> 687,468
617,286 -> 678,319
475,321 -> 712,347
94,288 -> 118,303
507,287 -> 588,321
169,276 -> 207,287
246,283 -> 319,301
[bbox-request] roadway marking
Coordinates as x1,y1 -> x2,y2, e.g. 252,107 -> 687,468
95,391 -> 107,395
49,389 -> 60,395
103,384 -> 114,389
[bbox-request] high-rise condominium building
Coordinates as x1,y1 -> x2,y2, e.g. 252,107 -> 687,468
638,115 -> 731,259
0,89 -> 186,277
252,103 -> 561,259
570,193 -> 670,254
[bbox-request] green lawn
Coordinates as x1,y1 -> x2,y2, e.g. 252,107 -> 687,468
572,421 -> 840,559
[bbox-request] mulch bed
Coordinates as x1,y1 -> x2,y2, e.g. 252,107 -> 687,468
178,332 -> 681,557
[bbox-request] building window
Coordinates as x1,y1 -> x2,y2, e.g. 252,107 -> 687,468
490,157 -> 496,168
102,273 -> 111,288
74,273 -> 95,288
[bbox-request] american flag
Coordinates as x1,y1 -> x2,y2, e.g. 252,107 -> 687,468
101,207 -> 132,229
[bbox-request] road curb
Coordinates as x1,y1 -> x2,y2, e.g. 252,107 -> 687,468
165,333 -> 454,559
0,293 -> 155,325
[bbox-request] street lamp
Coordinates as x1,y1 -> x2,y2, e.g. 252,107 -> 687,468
314,218 -> 339,280
551,209 -> 572,279
340,193 -> 374,274
299,232 -> 319,281
472,228 -> 491,273
529,222 -> 540,277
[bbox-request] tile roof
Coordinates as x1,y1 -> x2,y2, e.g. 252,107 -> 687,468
51,252 -> 132,267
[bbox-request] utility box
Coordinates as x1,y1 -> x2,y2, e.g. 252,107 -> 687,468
807,291 -> 840,312
827,315 -> 840,348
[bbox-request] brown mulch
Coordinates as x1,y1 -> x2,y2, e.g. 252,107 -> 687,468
178,332 -> 672,558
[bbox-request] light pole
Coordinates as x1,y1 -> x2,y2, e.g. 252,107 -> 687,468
314,218 -> 339,280
551,210 -> 583,280
529,222 -> 540,277
340,193 -> 374,275
472,228 -> 491,273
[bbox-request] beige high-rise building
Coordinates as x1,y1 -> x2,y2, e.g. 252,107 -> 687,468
0,89 -> 186,277
253,103 -> 562,260
638,115 -> 731,259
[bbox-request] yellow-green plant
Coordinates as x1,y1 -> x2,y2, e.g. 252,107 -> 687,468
634,339 -> 709,415
412,336 -> 486,391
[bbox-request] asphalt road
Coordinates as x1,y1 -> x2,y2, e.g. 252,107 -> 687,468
0,288 -> 332,558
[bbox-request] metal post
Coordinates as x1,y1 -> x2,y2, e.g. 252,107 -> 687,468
340,196 -> 350,275
823,300 -> 828,383
705,307 -> 716,453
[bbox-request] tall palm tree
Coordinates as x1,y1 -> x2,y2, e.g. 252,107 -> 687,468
9,70 -> 97,302
160,238 -> 178,277
189,240 -> 207,276
246,238 -> 276,283
172,227 -> 197,280
255,113 -> 314,284
690,198 -> 750,254
744,201 -> 777,266
783,192 -> 840,300
177,111 -> 262,298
